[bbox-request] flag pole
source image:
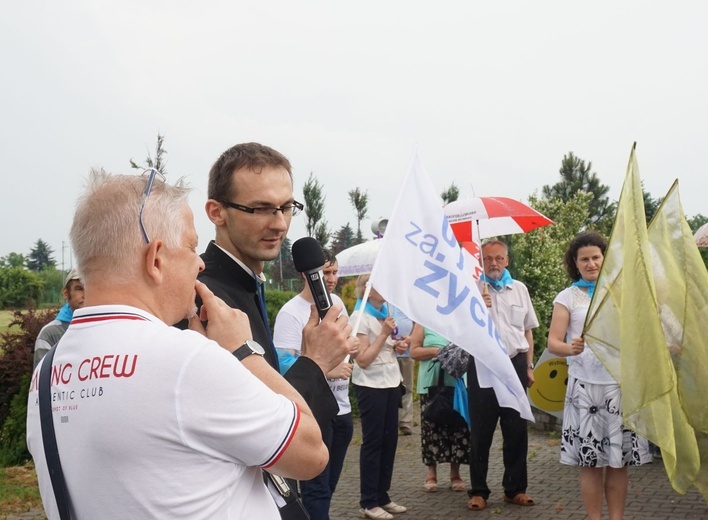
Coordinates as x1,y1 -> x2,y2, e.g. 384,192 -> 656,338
476,218 -> 489,292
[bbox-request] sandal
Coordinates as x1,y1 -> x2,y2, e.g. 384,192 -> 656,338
423,477 -> 438,492
503,493 -> 536,506
467,496 -> 486,511
450,477 -> 466,492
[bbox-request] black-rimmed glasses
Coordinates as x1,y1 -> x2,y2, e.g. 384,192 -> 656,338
219,200 -> 304,217
139,168 -> 166,243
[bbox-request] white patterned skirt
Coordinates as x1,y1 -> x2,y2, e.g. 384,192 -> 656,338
560,375 -> 651,468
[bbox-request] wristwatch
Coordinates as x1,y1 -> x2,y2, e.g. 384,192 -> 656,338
233,339 -> 265,362
528,363 -> 535,369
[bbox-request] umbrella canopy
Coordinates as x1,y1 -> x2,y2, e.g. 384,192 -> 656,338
694,222 -> 708,247
335,239 -> 383,276
444,196 -> 553,242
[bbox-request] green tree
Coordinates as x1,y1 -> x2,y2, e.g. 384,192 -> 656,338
687,213 -> 707,233
0,253 -> 26,269
348,188 -> 369,244
264,238 -> 302,292
331,223 -> 356,255
303,173 -> 327,237
314,221 -> 330,248
38,268 -> 65,305
687,213 -> 708,269
26,239 -> 55,272
441,182 -> 460,204
0,267 -> 45,308
643,183 -> 662,224
509,191 -> 593,354
542,152 -> 614,232
130,132 -> 168,174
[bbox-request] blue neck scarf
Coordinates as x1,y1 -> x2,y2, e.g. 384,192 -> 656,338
354,299 -> 389,320
56,303 -> 73,323
481,269 -> 514,291
572,279 -> 596,298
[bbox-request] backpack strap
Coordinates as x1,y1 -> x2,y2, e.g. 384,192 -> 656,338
39,346 -> 71,520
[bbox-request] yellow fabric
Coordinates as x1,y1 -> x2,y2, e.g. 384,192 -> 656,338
583,145 -> 700,497
646,180 -> 708,500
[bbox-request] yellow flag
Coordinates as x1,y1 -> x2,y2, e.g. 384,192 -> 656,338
646,180 -> 708,500
584,144 -> 699,495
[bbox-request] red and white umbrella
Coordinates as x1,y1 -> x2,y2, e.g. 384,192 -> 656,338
443,196 -> 554,242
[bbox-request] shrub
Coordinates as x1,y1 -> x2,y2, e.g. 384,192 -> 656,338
340,279 -> 356,314
0,375 -> 31,466
0,309 -> 57,468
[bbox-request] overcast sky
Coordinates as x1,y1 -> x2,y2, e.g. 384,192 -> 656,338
2,1 -> 706,267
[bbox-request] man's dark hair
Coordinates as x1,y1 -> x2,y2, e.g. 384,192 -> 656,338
323,248 -> 337,266
564,231 -> 607,281
208,142 -> 292,202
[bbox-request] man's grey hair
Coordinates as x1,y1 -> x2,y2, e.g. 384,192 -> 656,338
481,240 -> 508,254
70,169 -> 191,283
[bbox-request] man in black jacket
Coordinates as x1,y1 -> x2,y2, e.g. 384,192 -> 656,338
199,142 -> 354,430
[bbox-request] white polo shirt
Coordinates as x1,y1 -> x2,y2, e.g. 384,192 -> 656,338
27,305 -> 299,520
479,280 -> 539,359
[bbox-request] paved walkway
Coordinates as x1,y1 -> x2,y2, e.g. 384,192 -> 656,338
5,411 -> 707,520
329,412 -> 707,520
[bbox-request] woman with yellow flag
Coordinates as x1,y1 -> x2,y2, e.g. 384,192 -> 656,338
547,231 -> 650,520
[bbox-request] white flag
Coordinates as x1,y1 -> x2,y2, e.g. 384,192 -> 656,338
370,150 -> 533,421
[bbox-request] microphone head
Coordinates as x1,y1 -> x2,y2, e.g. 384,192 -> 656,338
292,237 -> 327,273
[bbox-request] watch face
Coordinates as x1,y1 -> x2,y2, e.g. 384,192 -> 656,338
245,340 -> 265,355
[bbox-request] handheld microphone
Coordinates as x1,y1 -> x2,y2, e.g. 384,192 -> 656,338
292,237 -> 334,320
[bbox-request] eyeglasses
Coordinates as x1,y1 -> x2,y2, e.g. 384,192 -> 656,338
483,256 -> 507,264
139,168 -> 166,244
219,200 -> 304,217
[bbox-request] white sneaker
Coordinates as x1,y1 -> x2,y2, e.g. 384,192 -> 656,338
381,501 -> 407,514
359,507 -> 394,519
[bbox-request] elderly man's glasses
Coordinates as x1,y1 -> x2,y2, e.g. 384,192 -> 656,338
219,200 -> 304,217
139,168 -> 166,244
483,256 -> 507,264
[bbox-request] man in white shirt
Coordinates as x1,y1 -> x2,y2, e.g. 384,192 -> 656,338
27,169 -> 345,519
274,251 -> 354,520
466,240 -> 539,512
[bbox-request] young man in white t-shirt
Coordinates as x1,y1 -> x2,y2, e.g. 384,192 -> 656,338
274,251 -> 355,520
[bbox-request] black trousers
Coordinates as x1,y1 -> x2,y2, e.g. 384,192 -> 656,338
354,384 -> 401,509
467,353 -> 528,499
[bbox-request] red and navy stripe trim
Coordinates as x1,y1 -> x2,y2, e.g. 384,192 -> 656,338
261,401 -> 301,469
71,312 -> 149,325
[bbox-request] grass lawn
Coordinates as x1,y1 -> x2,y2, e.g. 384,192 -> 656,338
0,310 -> 21,335
0,463 -> 43,516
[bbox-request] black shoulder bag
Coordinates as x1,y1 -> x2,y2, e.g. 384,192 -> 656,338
39,345 -> 72,520
423,361 -> 467,429
264,472 -> 310,520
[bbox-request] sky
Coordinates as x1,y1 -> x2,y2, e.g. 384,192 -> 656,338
1,1 -> 706,267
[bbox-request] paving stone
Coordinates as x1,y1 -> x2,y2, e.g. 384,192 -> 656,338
330,409 -> 708,520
